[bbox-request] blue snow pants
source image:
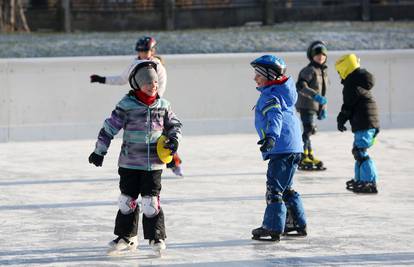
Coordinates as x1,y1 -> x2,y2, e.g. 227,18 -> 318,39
353,129 -> 379,183
262,153 -> 306,233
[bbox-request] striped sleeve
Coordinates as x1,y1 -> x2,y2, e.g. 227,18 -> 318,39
94,106 -> 127,156
261,97 -> 283,139
261,98 -> 281,116
164,104 -> 182,142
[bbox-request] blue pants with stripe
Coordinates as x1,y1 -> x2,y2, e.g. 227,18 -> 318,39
262,153 -> 306,233
353,129 -> 379,183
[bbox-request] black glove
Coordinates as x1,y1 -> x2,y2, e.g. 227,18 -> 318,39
90,74 -> 106,83
164,137 -> 179,155
337,112 -> 348,132
89,152 -> 104,167
257,136 -> 276,152
337,123 -> 347,132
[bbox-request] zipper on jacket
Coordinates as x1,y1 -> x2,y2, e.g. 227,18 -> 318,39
147,107 -> 151,171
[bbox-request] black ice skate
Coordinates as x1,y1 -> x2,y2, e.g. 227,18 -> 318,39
251,227 -> 280,242
346,179 -> 356,191
283,208 -> 307,237
352,181 -> 378,194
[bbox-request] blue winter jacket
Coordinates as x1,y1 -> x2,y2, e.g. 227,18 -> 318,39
255,77 -> 303,160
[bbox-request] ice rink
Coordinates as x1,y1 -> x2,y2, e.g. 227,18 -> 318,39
1,128 -> 413,266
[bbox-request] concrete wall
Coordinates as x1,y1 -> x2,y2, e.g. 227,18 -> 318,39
0,50 -> 413,142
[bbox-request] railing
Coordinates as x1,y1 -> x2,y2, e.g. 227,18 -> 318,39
17,0 -> 414,32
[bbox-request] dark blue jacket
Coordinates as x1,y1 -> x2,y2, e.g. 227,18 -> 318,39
255,77 -> 303,160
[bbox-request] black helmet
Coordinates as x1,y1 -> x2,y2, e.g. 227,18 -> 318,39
128,61 -> 158,90
135,36 -> 157,52
307,40 -> 328,61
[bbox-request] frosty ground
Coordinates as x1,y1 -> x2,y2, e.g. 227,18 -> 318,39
0,128 -> 413,266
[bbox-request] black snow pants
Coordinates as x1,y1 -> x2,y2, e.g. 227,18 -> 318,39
114,167 -> 166,240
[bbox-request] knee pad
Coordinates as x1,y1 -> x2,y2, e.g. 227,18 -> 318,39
142,195 -> 160,218
303,124 -> 317,137
352,147 -> 370,163
266,186 -> 283,204
118,194 -> 137,215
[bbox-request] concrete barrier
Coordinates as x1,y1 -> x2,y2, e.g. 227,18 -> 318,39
1,50 -> 413,142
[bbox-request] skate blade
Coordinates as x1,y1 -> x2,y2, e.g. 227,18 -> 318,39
107,248 -> 125,256
282,232 -> 307,237
346,186 -> 354,192
153,249 -> 163,258
107,247 -> 137,256
353,190 -> 378,194
252,235 -> 280,242
298,165 -> 326,171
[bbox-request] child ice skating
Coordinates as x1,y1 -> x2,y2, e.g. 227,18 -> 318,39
296,41 -> 329,170
90,36 -> 184,177
88,61 -> 182,254
335,54 -> 380,194
250,55 -> 307,241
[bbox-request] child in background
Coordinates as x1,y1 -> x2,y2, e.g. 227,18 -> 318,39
250,55 -> 307,241
335,53 -> 380,194
88,61 -> 182,254
296,40 -> 329,170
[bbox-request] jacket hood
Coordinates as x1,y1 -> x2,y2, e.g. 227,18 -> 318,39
335,53 -> 360,80
257,76 -> 297,107
345,68 -> 375,90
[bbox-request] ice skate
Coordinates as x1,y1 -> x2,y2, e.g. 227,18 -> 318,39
298,154 -> 326,171
107,236 -> 138,255
251,227 -> 280,242
284,224 -> 307,237
149,239 -> 166,257
346,179 -> 356,191
352,181 -> 378,194
283,208 -> 307,237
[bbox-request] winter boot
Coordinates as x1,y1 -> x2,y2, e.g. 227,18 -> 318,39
251,227 -> 280,242
107,236 -> 138,254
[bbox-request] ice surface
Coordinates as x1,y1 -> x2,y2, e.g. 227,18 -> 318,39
0,129 -> 413,266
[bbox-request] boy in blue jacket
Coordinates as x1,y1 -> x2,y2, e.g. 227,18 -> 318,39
250,55 -> 307,241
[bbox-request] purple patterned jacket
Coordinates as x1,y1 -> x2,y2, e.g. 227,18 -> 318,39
94,92 -> 182,170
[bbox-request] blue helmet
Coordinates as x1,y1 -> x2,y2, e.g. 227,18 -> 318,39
250,55 -> 287,80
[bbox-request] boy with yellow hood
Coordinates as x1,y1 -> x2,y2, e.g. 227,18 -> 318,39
335,54 -> 380,194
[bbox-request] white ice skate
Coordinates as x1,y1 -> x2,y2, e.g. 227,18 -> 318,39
149,239 -> 166,257
107,236 -> 138,255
